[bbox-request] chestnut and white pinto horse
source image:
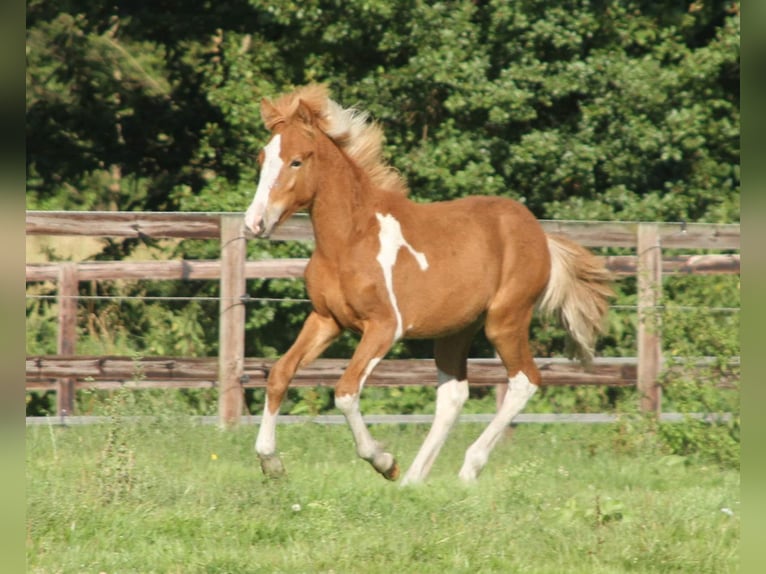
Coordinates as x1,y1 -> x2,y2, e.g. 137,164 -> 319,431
245,85 -> 613,485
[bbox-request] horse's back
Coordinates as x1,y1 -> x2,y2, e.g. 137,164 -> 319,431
410,195 -> 550,275
371,194 -> 551,338
434,195 -> 543,233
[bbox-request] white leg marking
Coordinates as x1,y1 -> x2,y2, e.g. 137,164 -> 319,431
334,394 -> 375,457
255,398 -> 278,457
335,393 -> 394,471
245,134 -> 283,233
335,356 -> 394,471
458,371 -> 537,482
401,371 -> 469,486
359,357 -> 381,394
375,213 -> 429,339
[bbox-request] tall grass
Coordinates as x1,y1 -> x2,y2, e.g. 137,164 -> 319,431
27,403 -> 738,574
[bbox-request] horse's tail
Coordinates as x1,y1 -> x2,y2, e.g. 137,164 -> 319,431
538,234 -> 614,365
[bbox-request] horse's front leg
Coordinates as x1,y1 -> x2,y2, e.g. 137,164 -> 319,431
255,311 -> 341,477
334,323 -> 399,480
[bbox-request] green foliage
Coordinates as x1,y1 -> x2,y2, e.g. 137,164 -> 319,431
27,0 -> 739,218
97,390 -> 138,504
609,406 -> 739,470
662,274 -> 740,360
654,274 -> 739,466
658,409 -> 739,468
25,296 -> 58,355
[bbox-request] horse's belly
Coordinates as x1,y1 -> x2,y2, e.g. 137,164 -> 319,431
395,278 -> 491,339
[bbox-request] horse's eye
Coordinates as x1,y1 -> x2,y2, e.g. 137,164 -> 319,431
290,159 -> 303,168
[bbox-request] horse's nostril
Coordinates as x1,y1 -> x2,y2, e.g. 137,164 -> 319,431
246,217 -> 264,236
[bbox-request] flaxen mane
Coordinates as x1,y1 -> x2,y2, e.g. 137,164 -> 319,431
261,84 -> 408,194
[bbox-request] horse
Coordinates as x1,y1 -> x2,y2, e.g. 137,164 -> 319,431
244,84 -> 613,485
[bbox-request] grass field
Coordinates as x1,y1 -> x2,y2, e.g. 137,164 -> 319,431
26,415 -> 739,573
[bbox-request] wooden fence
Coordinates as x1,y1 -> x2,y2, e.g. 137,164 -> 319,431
25,211 -> 740,425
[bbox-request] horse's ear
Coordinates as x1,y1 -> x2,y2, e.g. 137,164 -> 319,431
295,99 -> 316,127
260,98 -> 281,131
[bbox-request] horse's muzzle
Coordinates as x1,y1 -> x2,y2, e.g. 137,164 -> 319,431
248,220 -> 267,237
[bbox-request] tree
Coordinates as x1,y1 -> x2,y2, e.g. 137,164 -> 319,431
27,0 -> 739,221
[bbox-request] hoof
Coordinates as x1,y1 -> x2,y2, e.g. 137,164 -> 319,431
381,460 -> 400,481
259,455 -> 286,479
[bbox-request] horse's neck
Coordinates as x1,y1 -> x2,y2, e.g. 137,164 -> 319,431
310,181 -> 372,252
309,153 -> 389,254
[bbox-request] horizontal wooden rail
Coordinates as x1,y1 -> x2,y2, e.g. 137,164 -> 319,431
605,254 -> 740,275
25,254 -> 740,283
26,211 -> 306,241
26,211 -> 741,249
26,211 -> 223,239
26,356 -> 636,389
25,259 -> 310,282
542,221 -> 740,249
25,355 -> 739,393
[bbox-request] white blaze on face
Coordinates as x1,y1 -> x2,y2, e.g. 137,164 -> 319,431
245,134 -> 283,234
375,213 -> 429,340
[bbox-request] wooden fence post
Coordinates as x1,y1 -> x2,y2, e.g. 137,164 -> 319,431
218,214 -> 247,428
57,263 -> 78,417
637,223 -> 663,414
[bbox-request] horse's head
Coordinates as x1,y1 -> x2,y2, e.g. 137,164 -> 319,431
244,98 -> 321,237
245,83 -> 403,236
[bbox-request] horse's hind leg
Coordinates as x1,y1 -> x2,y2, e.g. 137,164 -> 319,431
401,321 -> 480,486
458,303 -> 540,482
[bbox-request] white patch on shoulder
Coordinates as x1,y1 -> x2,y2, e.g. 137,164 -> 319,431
375,213 -> 429,339
245,134 -> 283,232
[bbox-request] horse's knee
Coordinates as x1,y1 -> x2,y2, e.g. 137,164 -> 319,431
265,360 -> 294,403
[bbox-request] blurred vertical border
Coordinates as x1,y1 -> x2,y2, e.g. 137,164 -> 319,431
3,0 -> 25,572
741,1 -> 766,571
